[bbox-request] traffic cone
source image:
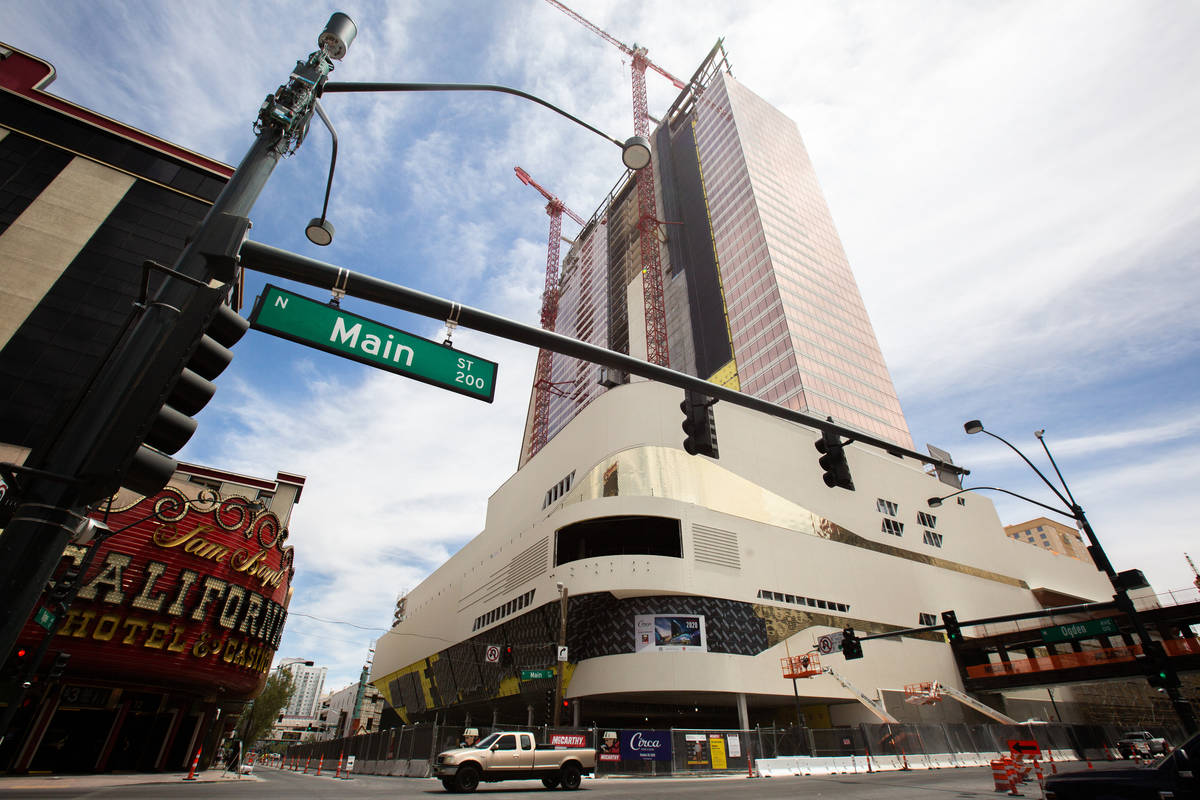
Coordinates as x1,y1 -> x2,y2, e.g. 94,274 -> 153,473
316,755 -> 324,776
303,755 -> 310,773
335,751 -> 344,779
1004,760 -> 1023,796
1047,749 -> 1057,774
183,746 -> 202,781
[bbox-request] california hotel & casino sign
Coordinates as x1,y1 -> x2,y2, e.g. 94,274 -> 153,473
1,486 -> 294,773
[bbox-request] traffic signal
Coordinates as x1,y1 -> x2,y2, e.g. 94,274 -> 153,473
74,214 -> 252,504
46,652 -> 70,681
941,611 -> 962,645
501,644 -> 513,666
841,627 -> 863,660
815,430 -> 854,490
1143,641 -> 1180,689
78,289 -> 249,502
47,563 -> 83,606
2,646 -> 29,679
544,689 -> 554,719
680,390 -> 719,458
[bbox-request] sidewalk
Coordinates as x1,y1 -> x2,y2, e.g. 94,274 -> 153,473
0,767 -> 258,790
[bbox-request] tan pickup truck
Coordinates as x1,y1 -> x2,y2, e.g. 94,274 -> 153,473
434,731 -> 596,792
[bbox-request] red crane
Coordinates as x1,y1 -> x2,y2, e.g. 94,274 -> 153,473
515,166 -> 586,458
542,0 -> 678,367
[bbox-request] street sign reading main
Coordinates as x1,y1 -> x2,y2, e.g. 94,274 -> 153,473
249,285 -> 497,402
1038,617 -> 1120,644
521,669 -> 555,680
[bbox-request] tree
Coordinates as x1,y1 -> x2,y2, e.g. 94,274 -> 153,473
237,669 -> 296,753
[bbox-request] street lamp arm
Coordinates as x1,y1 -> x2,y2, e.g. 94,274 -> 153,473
928,486 -> 1074,520
321,81 -> 632,152
978,428 -> 1073,510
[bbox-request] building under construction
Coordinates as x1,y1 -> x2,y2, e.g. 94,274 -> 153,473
372,39 -> 1122,732
520,42 -> 912,466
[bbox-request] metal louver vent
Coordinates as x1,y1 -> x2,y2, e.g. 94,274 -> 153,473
692,523 -> 740,569
505,537 -> 550,591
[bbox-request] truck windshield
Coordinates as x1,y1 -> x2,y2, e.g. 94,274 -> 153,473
474,734 -> 500,749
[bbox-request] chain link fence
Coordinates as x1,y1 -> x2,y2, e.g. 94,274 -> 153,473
280,719 -> 1187,778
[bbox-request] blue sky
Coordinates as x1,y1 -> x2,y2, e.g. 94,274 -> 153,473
6,0 -> 1199,690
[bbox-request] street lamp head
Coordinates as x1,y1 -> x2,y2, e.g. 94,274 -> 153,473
318,13 -> 357,60
621,136 -> 652,171
927,496 -> 944,508
963,420 -> 984,435
556,581 -> 565,592
305,217 -> 335,246
1034,429 -> 1045,439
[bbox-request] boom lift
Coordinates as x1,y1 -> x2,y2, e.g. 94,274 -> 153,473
905,681 -> 1019,725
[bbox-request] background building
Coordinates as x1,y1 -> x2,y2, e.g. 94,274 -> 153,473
277,658 -> 327,720
1005,517 -> 1088,560
521,44 -> 912,466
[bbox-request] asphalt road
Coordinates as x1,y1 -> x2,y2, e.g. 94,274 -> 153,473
0,762 -> 1063,799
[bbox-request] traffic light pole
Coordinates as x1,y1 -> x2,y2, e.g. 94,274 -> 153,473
0,16 -> 353,686
933,423 -> 1197,735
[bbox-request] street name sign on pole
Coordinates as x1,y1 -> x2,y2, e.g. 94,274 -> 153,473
521,669 -> 555,680
249,284 -> 498,402
1039,617 -> 1120,644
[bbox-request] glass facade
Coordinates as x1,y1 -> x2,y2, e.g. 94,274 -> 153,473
522,52 -> 914,461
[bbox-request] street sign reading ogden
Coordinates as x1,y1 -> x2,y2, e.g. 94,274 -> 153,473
249,285 -> 497,402
1039,617 -> 1120,644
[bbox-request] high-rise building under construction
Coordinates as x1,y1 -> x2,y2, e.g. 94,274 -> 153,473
521,45 -> 913,464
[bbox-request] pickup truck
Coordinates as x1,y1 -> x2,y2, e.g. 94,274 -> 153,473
434,731 -> 596,793
1043,730 -> 1197,799
1116,730 -> 1169,758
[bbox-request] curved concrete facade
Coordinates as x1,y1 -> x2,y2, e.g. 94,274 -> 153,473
372,380 -> 1111,726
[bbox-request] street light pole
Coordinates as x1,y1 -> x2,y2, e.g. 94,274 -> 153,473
0,13 -> 357,682
931,421 -> 1196,734
553,582 -> 568,728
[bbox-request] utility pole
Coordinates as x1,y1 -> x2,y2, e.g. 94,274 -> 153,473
0,14 -> 357,679
552,582 -> 569,728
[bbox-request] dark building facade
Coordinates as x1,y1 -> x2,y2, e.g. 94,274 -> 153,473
0,44 -> 305,774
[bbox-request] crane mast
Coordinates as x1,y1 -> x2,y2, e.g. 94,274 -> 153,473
543,0 -> 672,367
515,167 -> 585,458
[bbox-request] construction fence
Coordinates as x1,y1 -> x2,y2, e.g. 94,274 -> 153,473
280,720 -> 1184,778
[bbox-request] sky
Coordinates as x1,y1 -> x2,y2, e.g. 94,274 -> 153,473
5,0 -> 1199,691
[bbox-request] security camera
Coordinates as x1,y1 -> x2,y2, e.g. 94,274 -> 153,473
556,582 -> 564,592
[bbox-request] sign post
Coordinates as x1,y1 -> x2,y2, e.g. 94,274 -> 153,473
249,284 -> 498,402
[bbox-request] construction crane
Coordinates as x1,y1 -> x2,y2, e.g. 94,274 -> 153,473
515,166 -> 586,458
1188,553 -> 1200,591
542,0 -> 680,367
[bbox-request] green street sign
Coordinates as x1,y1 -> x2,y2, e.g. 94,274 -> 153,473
1039,616 -> 1119,644
35,607 -> 56,631
521,669 -> 555,680
249,285 -> 497,402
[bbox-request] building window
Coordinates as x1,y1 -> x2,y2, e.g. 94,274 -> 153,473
916,511 -> 936,529
918,612 -> 937,627
472,589 -> 537,631
757,589 -> 849,614
554,515 -> 682,565
923,531 -> 943,548
956,497 -> 966,506
882,518 -> 904,536
876,498 -> 898,516
543,470 -> 577,509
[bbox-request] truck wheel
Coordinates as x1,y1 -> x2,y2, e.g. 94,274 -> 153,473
559,763 -> 582,790
542,776 -> 560,789
454,764 -> 480,793
442,778 -> 459,793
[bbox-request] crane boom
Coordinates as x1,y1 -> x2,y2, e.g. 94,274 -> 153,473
822,666 -> 899,723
